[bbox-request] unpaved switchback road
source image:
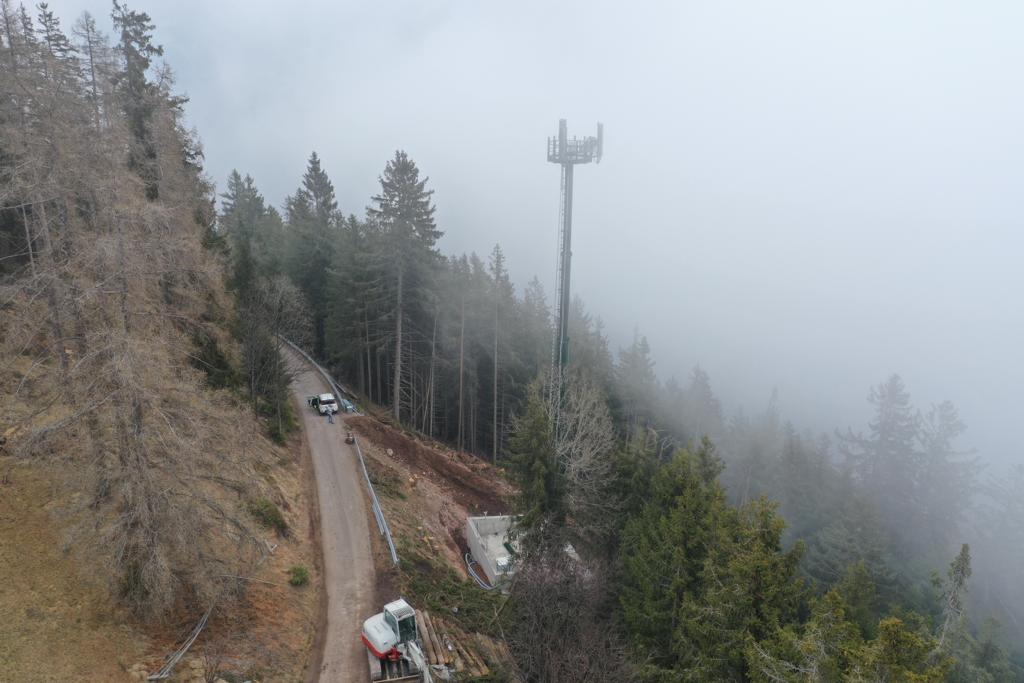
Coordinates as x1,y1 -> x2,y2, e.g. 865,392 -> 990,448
287,347 -> 373,683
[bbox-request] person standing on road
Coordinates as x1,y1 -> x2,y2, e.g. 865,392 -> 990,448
327,407 -> 334,424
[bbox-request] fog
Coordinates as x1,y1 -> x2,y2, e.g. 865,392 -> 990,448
51,0 -> 1023,466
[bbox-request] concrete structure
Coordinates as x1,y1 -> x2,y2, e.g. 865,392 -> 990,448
465,515 -> 518,586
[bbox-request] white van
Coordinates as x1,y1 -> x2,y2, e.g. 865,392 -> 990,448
306,393 -> 338,415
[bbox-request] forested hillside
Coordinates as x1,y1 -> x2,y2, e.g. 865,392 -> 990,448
257,132 -> 1023,681
5,1 -> 1023,681
0,8 -> 317,677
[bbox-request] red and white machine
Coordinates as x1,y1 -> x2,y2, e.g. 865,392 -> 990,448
361,598 -> 432,682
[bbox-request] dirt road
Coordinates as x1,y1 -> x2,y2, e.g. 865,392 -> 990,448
288,349 -> 374,683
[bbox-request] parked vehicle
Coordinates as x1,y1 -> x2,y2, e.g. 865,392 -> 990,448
306,393 -> 338,415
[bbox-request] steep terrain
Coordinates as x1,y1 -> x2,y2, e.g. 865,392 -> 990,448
338,410 -> 519,679
0,461 -> 144,681
350,415 -> 512,578
0,408 -> 323,682
0,7 -> 324,675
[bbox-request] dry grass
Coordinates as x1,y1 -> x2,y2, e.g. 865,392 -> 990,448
0,460 -> 144,682
0,398 -> 323,682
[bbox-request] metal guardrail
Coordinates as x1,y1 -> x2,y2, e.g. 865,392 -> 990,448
281,338 -> 357,401
281,338 -> 400,566
353,435 -> 399,565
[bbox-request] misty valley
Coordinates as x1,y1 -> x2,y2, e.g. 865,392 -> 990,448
2,1 -> 1022,682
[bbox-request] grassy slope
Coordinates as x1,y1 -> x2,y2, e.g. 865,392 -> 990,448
0,461 -> 144,682
0,412 -> 323,682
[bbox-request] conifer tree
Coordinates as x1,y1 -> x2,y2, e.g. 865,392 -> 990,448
618,441 -> 726,673
285,151 -> 338,358
488,243 -> 514,460
36,2 -> 78,86
72,11 -> 111,128
111,0 -> 162,198
619,438 -> 809,681
839,375 -> 919,540
508,379 -> 561,532
567,297 -> 615,393
748,586 -> 951,682
516,276 -> 553,380
684,365 -> 723,440
917,401 -> 980,553
615,330 -> 657,431
368,150 -> 441,421
219,170 -> 301,434
2,3 -> 272,618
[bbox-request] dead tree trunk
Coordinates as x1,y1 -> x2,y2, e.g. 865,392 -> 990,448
34,201 -> 71,381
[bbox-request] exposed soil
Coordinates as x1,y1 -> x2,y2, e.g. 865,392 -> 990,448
350,415 -> 512,583
346,414 -> 523,679
348,416 -> 511,515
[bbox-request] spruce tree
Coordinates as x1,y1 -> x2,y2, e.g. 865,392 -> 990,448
72,11 -> 111,128
488,243 -> 514,460
916,401 -> 979,554
516,276 -> 552,381
285,151 -> 338,359
839,374 -> 919,542
684,365 -> 723,440
111,0 -> 162,198
616,330 -> 657,433
508,380 -> 561,532
35,3 -> 78,82
368,150 -> 441,422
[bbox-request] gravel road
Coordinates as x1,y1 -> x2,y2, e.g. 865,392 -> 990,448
288,349 -> 374,682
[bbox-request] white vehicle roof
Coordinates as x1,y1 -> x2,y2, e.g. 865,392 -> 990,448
384,598 -> 415,620
319,393 -> 336,402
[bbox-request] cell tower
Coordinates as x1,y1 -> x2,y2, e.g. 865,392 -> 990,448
547,118 -> 603,416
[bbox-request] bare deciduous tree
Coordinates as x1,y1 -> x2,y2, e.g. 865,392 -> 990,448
508,551 -> 634,683
1,5 -> 273,618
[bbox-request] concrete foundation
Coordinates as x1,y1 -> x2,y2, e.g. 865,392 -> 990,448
465,515 -> 517,586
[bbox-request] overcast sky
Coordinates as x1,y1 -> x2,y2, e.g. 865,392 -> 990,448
50,0 -> 1024,465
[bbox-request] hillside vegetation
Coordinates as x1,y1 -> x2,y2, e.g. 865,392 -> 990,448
257,102 -> 1021,683
1,5 -> 320,680
5,1 -> 1024,682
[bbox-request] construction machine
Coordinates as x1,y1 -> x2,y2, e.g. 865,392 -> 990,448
362,598 -> 432,682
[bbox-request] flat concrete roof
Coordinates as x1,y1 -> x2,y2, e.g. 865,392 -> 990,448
467,515 -> 517,566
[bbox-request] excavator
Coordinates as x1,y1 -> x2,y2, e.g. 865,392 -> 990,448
362,598 -> 433,682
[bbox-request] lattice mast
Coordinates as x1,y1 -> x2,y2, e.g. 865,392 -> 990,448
547,119 -> 603,421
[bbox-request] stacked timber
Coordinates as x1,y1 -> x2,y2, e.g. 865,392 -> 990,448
416,609 -> 450,666
418,610 -> 490,678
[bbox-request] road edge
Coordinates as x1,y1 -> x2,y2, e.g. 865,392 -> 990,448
298,401 -> 329,683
